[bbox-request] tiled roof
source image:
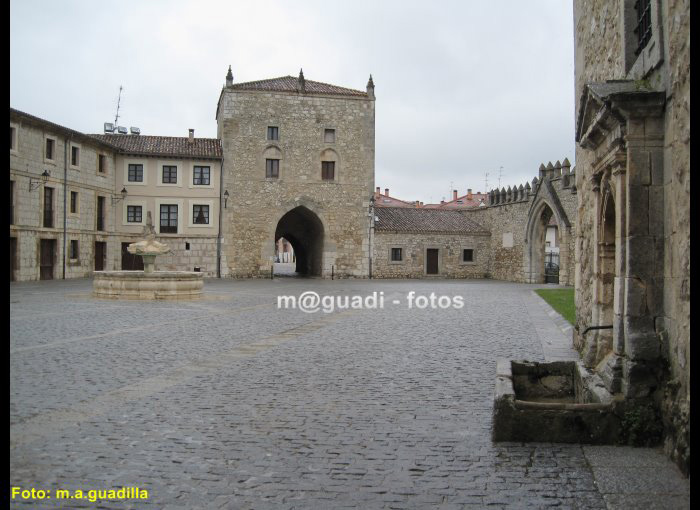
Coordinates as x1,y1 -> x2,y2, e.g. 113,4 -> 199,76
375,207 -> 489,235
229,76 -> 368,97
89,134 -> 222,159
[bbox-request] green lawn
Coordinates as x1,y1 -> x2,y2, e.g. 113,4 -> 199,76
535,288 -> 575,325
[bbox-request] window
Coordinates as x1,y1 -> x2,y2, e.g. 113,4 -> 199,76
634,0 -> 652,55
10,180 -> 14,225
266,159 -> 279,179
70,240 -> 79,260
128,164 -> 143,182
160,204 -> 178,233
162,165 -> 177,184
96,196 -> 105,231
267,126 -> 279,141
322,161 -> 335,180
193,166 -> 210,185
70,191 -> 78,214
45,138 -> 55,160
127,205 -> 142,223
463,249 -> 474,262
71,146 -> 80,167
324,129 -> 336,143
10,126 -> 17,152
43,187 -> 54,228
98,155 -> 106,173
391,248 -> 403,262
193,205 -> 209,225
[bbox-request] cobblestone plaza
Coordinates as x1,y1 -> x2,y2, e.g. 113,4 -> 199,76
10,279 -> 689,509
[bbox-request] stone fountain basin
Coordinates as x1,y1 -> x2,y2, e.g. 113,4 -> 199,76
492,359 -> 622,443
93,271 -> 204,300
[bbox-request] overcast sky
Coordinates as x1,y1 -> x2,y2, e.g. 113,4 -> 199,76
10,0 -> 575,204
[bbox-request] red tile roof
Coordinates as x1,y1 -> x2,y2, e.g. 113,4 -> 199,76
375,207 -> 489,235
90,134 -> 222,159
229,76 -> 368,97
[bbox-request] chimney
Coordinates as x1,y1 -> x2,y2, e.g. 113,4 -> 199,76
467,188 -> 472,200
376,186 -> 380,195
188,129 -> 195,143
385,188 -> 389,197
453,190 -> 458,201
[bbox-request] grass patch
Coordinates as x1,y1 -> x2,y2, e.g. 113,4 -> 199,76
535,288 -> 575,325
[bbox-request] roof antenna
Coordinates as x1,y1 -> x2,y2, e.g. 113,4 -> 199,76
114,85 -> 123,127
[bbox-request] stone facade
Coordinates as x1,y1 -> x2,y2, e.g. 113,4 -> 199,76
10,110 -> 118,282
216,73 -> 375,278
10,109 -> 225,280
573,0 -> 689,474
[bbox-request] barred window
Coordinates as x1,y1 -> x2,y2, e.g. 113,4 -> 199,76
391,248 -> 403,261
193,205 -> 209,225
463,249 -> 474,262
162,165 -> 177,184
160,204 -> 178,233
193,166 -> 210,185
128,164 -> 143,182
70,240 -> 79,260
266,159 -> 279,179
127,205 -> 142,223
634,0 -> 652,55
322,161 -> 335,180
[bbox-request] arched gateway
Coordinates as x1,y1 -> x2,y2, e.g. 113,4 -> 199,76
274,206 -> 324,276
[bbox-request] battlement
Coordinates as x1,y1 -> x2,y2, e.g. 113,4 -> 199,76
488,158 -> 575,206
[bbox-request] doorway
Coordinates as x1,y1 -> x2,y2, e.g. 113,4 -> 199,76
426,249 -> 439,275
40,239 -> 56,280
94,241 -> 106,271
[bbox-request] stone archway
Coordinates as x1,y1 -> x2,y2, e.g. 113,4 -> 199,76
274,206 -> 324,276
524,198 -> 570,284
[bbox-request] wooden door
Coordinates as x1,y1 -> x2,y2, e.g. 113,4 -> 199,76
40,239 -> 55,280
94,241 -> 106,271
121,242 -> 143,270
10,237 -> 17,281
426,249 -> 439,275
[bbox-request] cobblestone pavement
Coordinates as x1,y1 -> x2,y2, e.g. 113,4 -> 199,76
10,278 -> 689,509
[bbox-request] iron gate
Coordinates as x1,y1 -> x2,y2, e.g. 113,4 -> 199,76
544,252 -> 560,284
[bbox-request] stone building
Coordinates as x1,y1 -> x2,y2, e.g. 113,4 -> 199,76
90,132 -> 223,275
10,108 -> 224,280
216,69 -> 376,278
10,109 -> 119,281
372,207 -> 490,278
573,0 -> 689,473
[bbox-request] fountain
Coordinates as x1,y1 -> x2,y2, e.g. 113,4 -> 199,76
93,212 -> 204,300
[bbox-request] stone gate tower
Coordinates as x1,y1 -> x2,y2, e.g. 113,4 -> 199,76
216,68 -> 376,277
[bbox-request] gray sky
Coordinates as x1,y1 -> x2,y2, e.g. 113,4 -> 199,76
10,0 -> 575,204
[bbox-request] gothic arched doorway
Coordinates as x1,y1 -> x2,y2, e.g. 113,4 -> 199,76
274,206 -> 324,276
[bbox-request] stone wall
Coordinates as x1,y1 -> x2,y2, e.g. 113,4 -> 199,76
217,87 -> 375,278
372,232 -> 490,278
468,164 -> 578,286
573,0 -> 689,474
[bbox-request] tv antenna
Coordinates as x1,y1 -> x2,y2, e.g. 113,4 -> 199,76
497,166 -> 503,188
485,171 -> 489,191
114,85 -> 123,126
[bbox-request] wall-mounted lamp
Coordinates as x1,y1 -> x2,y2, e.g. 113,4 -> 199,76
29,170 -> 50,191
223,190 -> 229,208
111,187 -> 128,204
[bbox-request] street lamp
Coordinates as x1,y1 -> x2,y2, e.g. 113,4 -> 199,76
223,190 -> 229,208
111,187 -> 128,204
29,170 -> 50,191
